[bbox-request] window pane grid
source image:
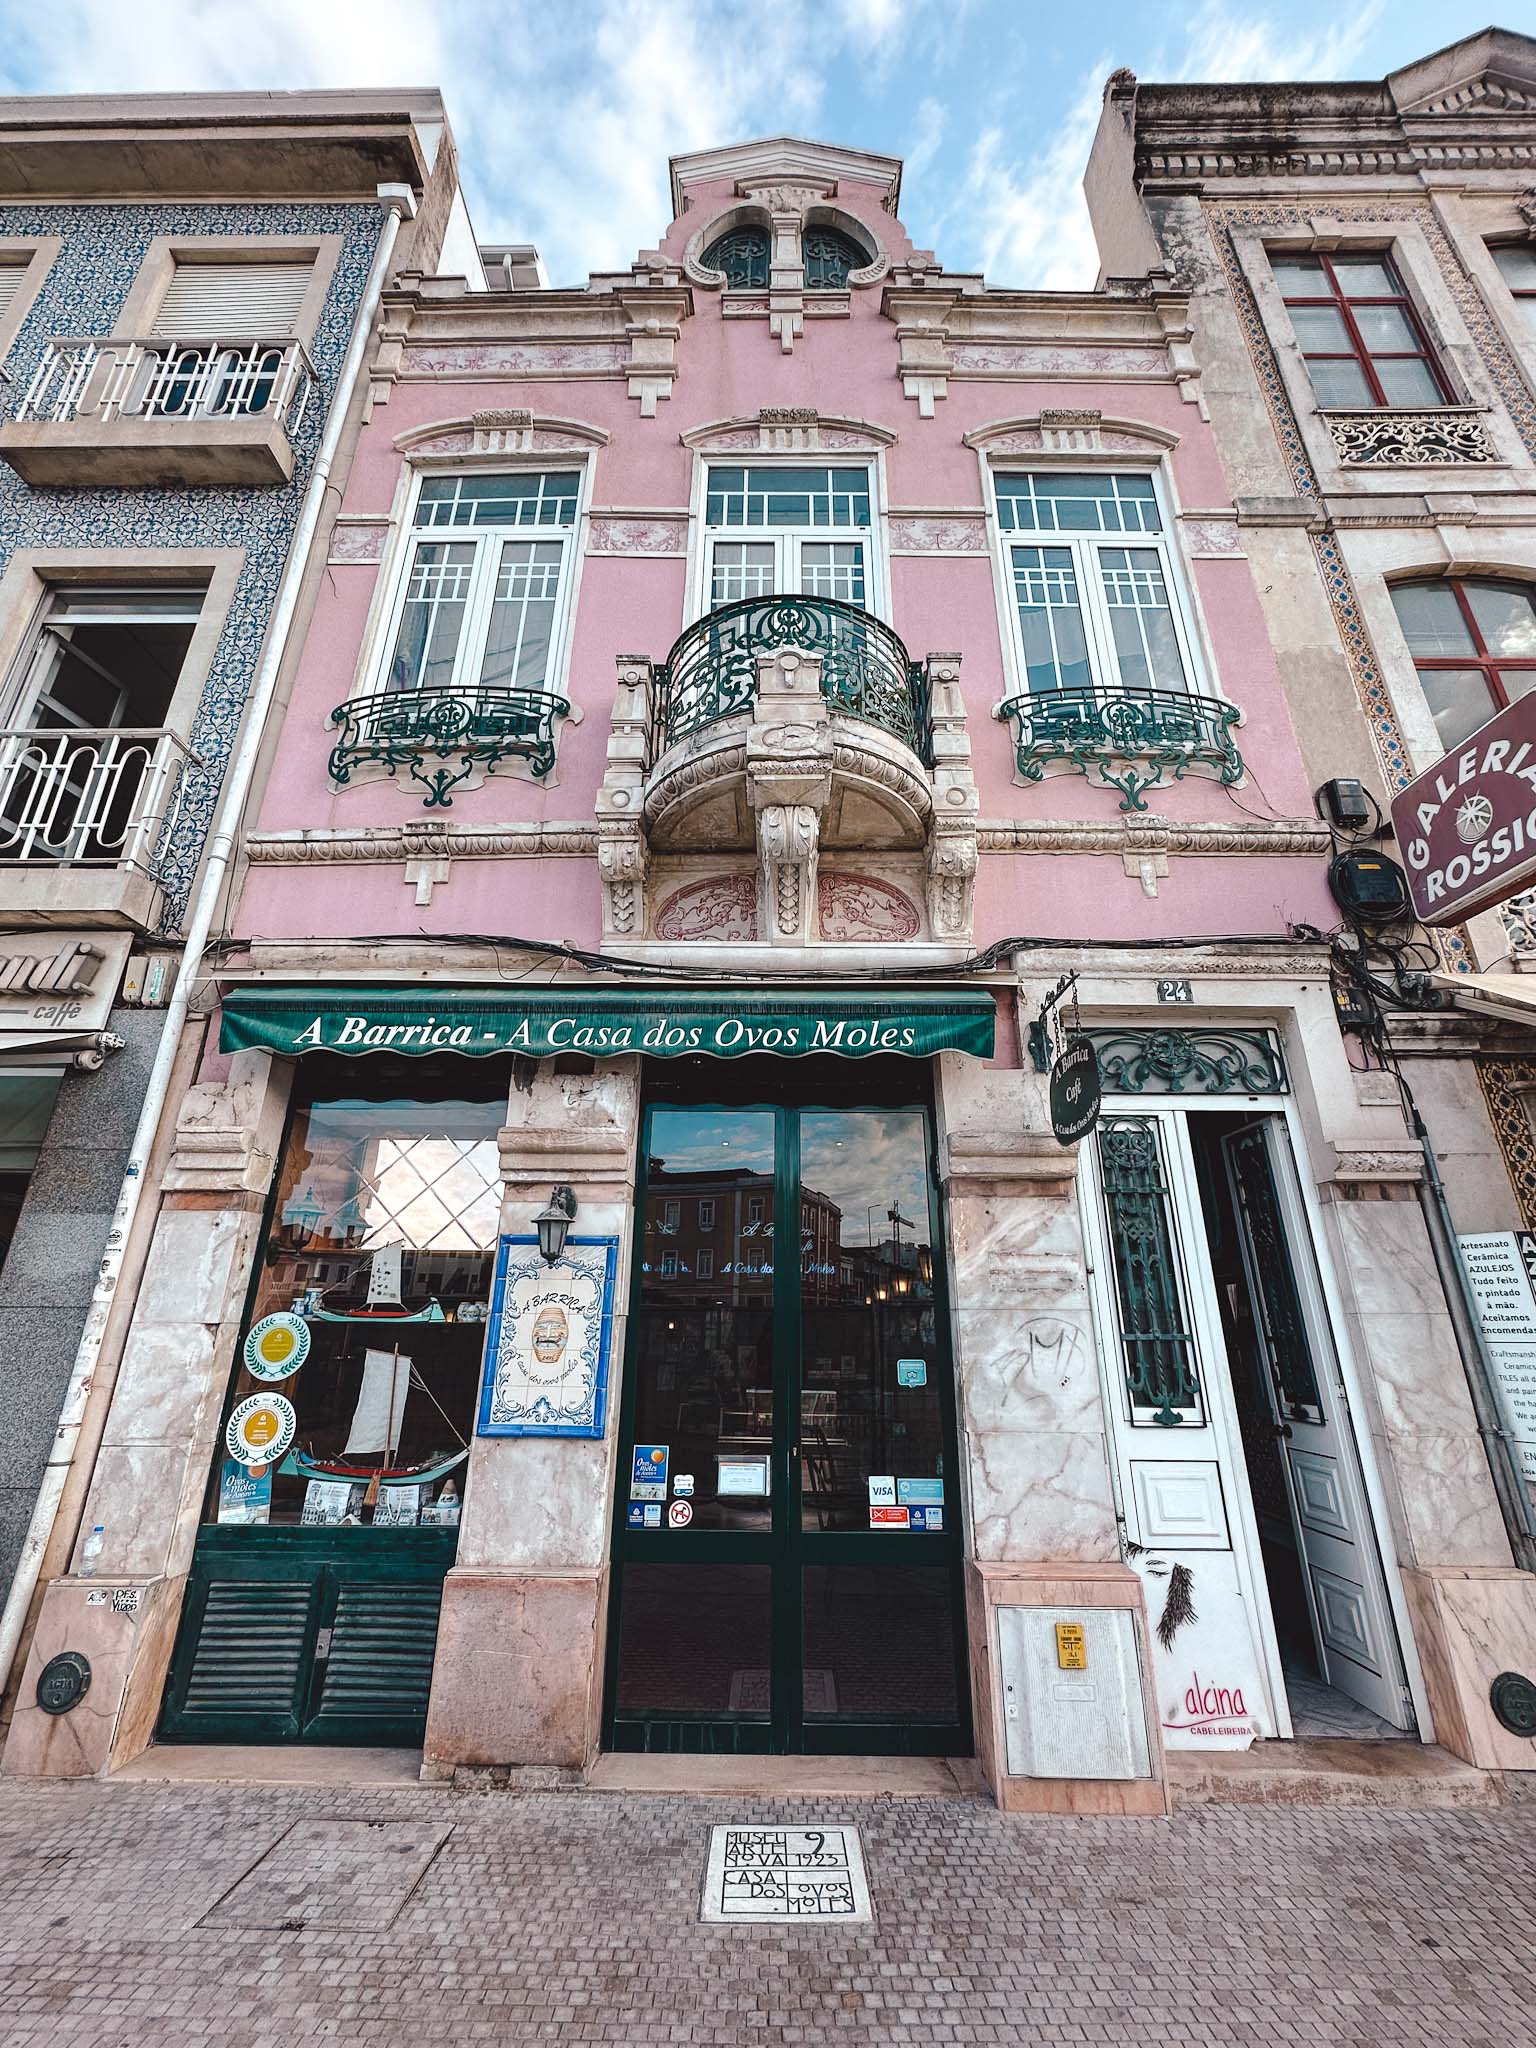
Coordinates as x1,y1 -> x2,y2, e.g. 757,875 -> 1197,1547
387,541 -> 475,692
705,465 -> 871,530
1273,250 -> 1450,410
799,542 -> 866,604
1391,577 -> 1536,749
479,541 -> 563,690
1100,547 -> 1187,692
995,471 -> 1160,534
1010,546 -> 1090,693
416,470 -> 579,529
710,542 -> 778,605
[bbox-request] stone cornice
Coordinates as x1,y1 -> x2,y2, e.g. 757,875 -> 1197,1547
245,824 -> 600,862
976,818 -> 1331,856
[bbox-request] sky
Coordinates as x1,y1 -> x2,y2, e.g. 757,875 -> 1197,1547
0,1 -> 1523,288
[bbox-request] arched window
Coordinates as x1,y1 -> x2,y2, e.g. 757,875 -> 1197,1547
702,226 -> 770,290
1390,577 -> 1536,749
803,226 -> 867,289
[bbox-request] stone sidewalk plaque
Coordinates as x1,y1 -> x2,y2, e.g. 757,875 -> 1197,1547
701,1824 -> 872,1923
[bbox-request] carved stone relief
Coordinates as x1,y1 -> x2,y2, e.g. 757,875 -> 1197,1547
817,872 -> 921,942
654,874 -> 760,942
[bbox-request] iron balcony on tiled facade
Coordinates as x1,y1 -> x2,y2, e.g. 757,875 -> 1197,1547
0,336 -> 315,486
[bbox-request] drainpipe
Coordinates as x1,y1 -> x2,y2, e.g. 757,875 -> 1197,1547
0,185 -> 414,1701
1411,1107 -> 1536,1574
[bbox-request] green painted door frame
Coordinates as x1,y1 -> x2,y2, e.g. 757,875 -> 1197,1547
602,1064 -> 971,1756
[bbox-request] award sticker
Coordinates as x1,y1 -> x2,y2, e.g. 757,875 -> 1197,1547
225,1392 -> 297,1468
243,1312 -> 310,1382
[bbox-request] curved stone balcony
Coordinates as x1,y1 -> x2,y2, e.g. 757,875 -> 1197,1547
995,683 -> 1244,814
597,595 -> 977,954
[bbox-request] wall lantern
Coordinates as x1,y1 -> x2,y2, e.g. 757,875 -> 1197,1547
535,1184 -> 578,1266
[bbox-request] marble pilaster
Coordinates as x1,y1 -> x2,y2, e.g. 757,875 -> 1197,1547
422,1058 -> 639,1779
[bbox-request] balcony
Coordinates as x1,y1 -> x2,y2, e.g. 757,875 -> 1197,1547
995,685 -> 1244,813
648,595 -> 932,767
1321,406 -> 1497,468
0,725 -> 202,927
596,596 -> 978,953
0,335 -> 314,485
328,686 -> 573,809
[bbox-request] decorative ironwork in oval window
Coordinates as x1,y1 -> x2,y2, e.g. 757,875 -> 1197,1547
702,227 -> 770,289
803,227 -> 867,288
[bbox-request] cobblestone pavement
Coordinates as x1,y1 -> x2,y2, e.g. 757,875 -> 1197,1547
0,1775 -> 1532,2047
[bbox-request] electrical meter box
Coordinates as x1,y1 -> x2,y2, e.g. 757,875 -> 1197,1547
996,1606 -> 1152,1780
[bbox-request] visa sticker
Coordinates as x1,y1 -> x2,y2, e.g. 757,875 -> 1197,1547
867,1475 -> 897,1507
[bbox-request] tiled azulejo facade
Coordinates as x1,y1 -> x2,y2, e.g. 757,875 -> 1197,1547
0,200 -> 383,925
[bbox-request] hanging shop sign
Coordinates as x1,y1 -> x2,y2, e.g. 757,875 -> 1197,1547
476,1234 -> 618,1438
242,1311 -> 310,1381
1456,1232 -> 1536,1484
1390,694 -> 1536,925
1049,1037 -> 1102,1146
220,987 -> 997,1062
225,1393 -> 297,1468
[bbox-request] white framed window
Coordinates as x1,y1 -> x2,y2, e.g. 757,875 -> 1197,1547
374,470 -> 582,698
702,463 -> 874,612
697,1199 -> 716,1231
746,1194 -> 765,1227
697,1248 -> 715,1280
660,1252 -> 678,1279
993,471 -> 1195,698
661,1199 -> 681,1234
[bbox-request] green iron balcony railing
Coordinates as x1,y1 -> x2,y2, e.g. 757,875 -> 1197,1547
328,686 -> 570,809
995,684 -> 1243,814
650,594 -> 932,767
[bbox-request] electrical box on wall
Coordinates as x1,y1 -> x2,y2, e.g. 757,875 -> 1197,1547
996,1606 -> 1152,1781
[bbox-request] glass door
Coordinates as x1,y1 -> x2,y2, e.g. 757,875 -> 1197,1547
604,1066 -> 969,1755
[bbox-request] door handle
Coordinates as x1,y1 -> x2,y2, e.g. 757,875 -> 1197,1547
1273,1422 -> 1293,1441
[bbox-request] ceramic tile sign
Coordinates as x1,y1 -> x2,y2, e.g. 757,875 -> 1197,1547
1458,1232 -> 1536,1483
478,1235 -> 618,1438
701,1826 -> 872,1924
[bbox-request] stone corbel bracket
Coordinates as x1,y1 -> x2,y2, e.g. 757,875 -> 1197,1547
737,177 -> 834,354
942,1128 -> 1079,1198
889,292 -> 961,416
1324,1144 -> 1425,1201
615,286 -> 690,414
924,652 -> 978,944
164,1049 -> 285,1196
1151,294 -> 1206,416
746,648 -> 834,943
595,654 -> 654,939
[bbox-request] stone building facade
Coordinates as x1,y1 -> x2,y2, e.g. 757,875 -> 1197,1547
4,59 -> 1534,1798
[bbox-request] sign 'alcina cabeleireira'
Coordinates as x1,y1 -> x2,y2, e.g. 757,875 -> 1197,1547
1390,693 -> 1536,926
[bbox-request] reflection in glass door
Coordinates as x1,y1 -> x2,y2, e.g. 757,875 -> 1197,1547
604,1064 -> 969,1755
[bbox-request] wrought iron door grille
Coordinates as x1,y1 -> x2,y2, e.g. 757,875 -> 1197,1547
1097,1116 -> 1200,1426
1087,1027 -> 1287,1097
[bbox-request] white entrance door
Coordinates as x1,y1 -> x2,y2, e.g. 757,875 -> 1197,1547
1219,1119 -> 1410,1728
1083,1104 -> 1411,1747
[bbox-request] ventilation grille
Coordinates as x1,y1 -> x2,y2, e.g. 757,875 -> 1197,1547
180,1580 -> 313,1719
312,1580 -> 444,1720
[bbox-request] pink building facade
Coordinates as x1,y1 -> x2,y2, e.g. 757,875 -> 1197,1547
10,129 -> 1528,1801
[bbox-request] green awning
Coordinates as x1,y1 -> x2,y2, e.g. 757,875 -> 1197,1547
219,985 -> 996,1061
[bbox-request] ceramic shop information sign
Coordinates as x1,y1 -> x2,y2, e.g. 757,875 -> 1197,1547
1390,694 -> 1536,924
1457,1232 -> 1536,1484
477,1235 -> 618,1438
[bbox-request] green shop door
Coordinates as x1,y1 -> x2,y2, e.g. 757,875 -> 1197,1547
604,1059 -> 970,1755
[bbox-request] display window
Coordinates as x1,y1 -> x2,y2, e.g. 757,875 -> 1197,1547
210,1059 -> 510,1531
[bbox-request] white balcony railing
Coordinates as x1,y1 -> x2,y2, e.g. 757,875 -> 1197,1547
0,726 -> 201,874
12,335 -> 314,434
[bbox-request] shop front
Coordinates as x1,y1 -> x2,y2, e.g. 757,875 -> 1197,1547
158,986 -> 995,1759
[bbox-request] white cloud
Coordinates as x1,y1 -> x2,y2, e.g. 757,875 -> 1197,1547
945,67 -> 1107,289
1175,0 -> 1387,82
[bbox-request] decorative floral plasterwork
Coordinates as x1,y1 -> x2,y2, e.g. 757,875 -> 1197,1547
393,411 -> 610,458
405,342 -> 627,375
817,872 -> 921,942
1179,518 -> 1245,558
654,874 -> 759,941
887,516 -> 988,552
681,411 -> 897,455
587,517 -> 687,555
327,521 -> 388,564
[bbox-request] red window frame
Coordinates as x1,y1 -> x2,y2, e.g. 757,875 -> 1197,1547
1396,577 -> 1536,721
1277,250 -> 1454,410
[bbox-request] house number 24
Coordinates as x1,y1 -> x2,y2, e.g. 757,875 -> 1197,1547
1156,979 -> 1193,1004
